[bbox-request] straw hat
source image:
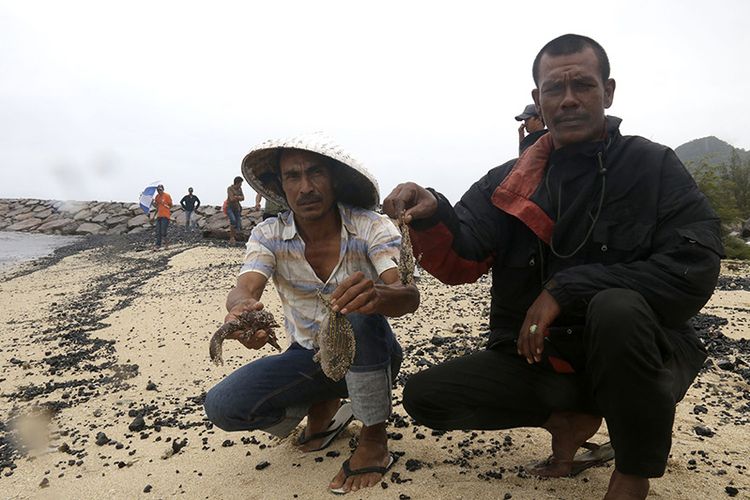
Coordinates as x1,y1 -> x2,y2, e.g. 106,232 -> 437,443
241,133 -> 380,211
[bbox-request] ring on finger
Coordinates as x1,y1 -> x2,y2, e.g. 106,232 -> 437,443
529,324 -> 538,335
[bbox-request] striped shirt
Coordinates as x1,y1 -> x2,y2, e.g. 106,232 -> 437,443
239,203 -> 401,349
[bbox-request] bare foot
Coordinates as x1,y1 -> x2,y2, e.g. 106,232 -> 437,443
532,411 -> 603,477
603,470 -> 649,500
329,422 -> 390,494
297,399 -> 341,452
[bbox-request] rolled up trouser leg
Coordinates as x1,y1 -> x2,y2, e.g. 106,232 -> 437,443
344,313 -> 401,426
585,288 -> 704,478
203,343 -> 345,438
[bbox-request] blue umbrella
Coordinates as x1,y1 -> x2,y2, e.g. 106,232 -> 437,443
139,181 -> 162,215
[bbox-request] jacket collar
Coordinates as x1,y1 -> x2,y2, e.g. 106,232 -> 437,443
491,116 -> 621,244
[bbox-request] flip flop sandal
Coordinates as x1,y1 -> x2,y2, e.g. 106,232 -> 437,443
570,441 -> 615,476
296,402 -> 354,452
528,441 -> 615,477
330,453 -> 396,495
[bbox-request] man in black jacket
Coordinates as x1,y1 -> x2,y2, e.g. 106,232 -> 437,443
384,34 -> 723,500
180,187 -> 201,229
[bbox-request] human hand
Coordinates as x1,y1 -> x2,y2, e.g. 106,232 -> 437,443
224,300 -> 272,350
382,182 -> 438,223
526,116 -> 544,133
330,272 -> 379,315
517,290 -> 561,364
518,123 -> 526,141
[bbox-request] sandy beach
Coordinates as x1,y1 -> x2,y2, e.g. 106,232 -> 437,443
1,234 -> 749,499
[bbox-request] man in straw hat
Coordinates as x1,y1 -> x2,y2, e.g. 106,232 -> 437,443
383,34 -> 722,499
204,133 -> 419,494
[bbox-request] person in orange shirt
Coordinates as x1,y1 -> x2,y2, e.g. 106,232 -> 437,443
151,184 -> 173,249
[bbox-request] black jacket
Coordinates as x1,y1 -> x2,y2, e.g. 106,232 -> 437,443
411,117 -> 723,344
180,194 -> 201,211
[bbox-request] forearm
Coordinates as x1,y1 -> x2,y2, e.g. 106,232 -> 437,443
373,283 -> 420,317
411,187 -> 498,285
226,276 -> 265,312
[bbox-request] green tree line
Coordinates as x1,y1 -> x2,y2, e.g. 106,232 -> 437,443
690,149 -> 750,259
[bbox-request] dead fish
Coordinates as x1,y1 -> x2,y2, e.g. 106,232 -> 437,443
313,292 -> 355,381
397,214 -> 418,286
209,310 -> 281,365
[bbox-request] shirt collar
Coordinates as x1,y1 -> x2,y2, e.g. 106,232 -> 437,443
280,202 -> 358,241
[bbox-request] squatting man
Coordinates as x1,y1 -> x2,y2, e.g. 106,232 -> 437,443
204,135 -> 419,494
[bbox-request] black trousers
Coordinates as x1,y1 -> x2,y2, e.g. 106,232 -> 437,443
402,289 -> 706,478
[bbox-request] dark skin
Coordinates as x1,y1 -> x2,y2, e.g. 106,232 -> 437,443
517,114 -> 545,142
385,48 -> 648,500
224,149 -> 419,494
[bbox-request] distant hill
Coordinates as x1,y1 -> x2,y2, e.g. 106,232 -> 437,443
675,136 -> 750,168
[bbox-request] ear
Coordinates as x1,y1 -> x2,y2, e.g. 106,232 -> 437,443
531,89 -> 542,120
603,78 -> 616,109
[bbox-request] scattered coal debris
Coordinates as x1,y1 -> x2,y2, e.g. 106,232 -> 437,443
0,230 -> 222,475
692,313 -> 750,383
716,274 -> 750,292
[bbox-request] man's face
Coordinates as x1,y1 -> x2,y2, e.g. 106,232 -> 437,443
532,47 -> 615,149
157,186 -> 164,194
524,115 -> 544,134
279,150 -> 336,222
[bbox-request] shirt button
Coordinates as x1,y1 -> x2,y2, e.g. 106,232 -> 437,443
601,244 -> 608,252
529,257 -> 535,266
566,328 -> 573,335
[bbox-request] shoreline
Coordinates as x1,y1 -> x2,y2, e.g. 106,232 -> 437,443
1,235 -> 748,499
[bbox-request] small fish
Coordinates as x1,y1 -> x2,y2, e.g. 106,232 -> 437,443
209,310 -> 281,365
397,214 -> 417,286
313,291 -> 355,381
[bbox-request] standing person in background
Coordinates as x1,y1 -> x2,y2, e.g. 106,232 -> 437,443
516,103 -> 547,154
227,176 -> 245,244
151,184 -> 172,250
180,187 -> 201,230
255,192 -> 286,221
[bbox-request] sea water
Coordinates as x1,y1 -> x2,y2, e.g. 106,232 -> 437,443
0,231 -> 81,271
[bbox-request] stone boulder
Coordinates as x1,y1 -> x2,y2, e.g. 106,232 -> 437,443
203,214 -> 229,232
127,214 -> 150,228
38,218 -> 75,232
34,208 -> 54,219
7,217 -> 43,231
73,209 -> 93,221
76,222 -> 106,235
14,211 -> 39,222
106,215 -> 130,227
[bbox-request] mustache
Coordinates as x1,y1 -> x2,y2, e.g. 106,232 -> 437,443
554,113 -> 588,124
297,194 -> 323,205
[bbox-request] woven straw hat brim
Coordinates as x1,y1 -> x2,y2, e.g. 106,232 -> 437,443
241,135 -> 380,211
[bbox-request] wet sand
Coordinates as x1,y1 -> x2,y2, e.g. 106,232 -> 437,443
1,234 -> 748,499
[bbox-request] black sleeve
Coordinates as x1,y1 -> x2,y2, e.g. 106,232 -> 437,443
410,163 -> 515,284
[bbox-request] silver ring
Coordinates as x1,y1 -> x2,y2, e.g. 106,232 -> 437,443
529,324 -> 538,335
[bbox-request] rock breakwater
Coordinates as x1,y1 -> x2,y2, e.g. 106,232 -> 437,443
0,198 -> 261,237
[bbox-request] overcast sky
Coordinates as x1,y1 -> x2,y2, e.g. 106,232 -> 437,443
1,0 -> 748,206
